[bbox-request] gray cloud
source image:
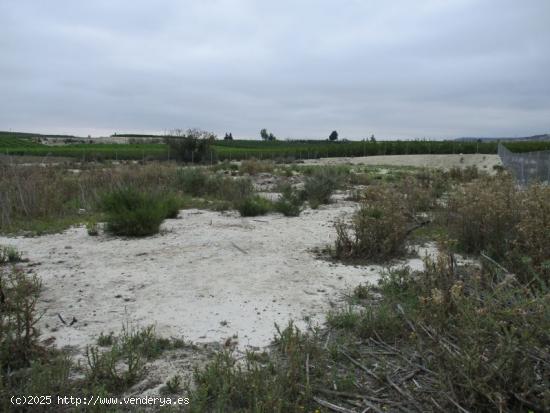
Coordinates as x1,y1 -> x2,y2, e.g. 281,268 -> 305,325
1,0 -> 549,139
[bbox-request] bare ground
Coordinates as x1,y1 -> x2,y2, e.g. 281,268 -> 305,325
1,194 -> 439,395
304,153 -> 501,171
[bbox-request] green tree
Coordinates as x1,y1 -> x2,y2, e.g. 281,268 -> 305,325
164,128 -> 216,163
260,129 -> 276,141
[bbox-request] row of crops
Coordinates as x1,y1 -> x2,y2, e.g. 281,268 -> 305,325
213,139 -> 499,160
1,133 -> 549,162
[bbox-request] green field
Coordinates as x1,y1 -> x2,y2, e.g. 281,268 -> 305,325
1,131 -> 549,161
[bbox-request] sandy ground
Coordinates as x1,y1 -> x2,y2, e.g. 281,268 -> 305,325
2,200 -> 362,350
304,153 -> 501,171
1,196 -> 441,394
2,199 -> 434,353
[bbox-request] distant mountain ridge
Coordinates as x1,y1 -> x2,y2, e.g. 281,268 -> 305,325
455,134 -> 550,142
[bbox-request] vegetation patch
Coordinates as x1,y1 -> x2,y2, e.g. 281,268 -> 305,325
100,187 -> 175,236
303,168 -> 341,208
237,196 -> 273,217
274,184 -> 304,217
333,186 -> 409,261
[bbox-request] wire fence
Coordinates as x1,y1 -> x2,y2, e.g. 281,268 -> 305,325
498,143 -> 550,186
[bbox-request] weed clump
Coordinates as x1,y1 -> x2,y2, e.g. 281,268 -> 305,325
0,245 -> 22,264
304,168 -> 340,208
187,322 -> 317,412
101,187 -> 173,236
237,196 -> 273,217
239,159 -> 274,175
86,325 -> 184,392
446,175 -> 550,285
86,219 -> 99,236
176,168 -> 253,204
446,175 -> 519,256
0,267 -> 41,370
274,184 -> 304,217
334,187 -> 408,261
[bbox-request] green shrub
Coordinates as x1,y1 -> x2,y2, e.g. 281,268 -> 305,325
509,183 -> 550,285
0,267 -> 42,370
216,177 -> 254,204
160,375 -> 183,395
303,168 -> 340,208
176,168 -> 254,204
97,332 -> 115,347
176,168 -> 209,196
161,193 -> 181,219
237,196 -> 273,217
274,184 -> 303,217
187,323 -> 316,413
164,128 -> 216,163
86,324 -> 183,393
86,219 -> 99,236
101,187 -> 167,236
446,175 -> 519,257
0,245 -> 22,264
333,186 -> 408,261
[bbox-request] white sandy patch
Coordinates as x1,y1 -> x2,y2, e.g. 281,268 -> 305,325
304,153 -> 501,172
1,201 -> 390,354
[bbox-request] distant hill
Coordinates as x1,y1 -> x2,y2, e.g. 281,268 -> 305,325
455,134 -> 550,142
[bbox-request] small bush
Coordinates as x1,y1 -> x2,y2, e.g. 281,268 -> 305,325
237,196 -> 273,217
176,168 -> 210,196
304,168 -> 340,208
239,159 -> 274,175
101,187 -> 168,236
161,193 -> 181,219
86,219 -> 99,236
177,168 -> 254,204
274,184 -> 303,217
0,245 -> 22,264
446,175 -> 519,257
86,324 -> 183,392
0,267 -> 42,370
448,165 -> 480,182
333,187 -> 408,261
187,322 -> 316,412
160,375 -> 182,395
97,332 -> 115,347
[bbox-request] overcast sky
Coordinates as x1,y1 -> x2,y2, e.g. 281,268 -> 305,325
1,1 -> 549,139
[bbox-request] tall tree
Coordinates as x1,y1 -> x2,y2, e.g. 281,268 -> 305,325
329,130 -> 338,141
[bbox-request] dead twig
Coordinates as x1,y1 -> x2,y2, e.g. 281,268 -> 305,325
443,393 -> 471,413
480,251 -> 511,275
339,348 -> 381,381
230,241 -> 248,255
385,373 -> 423,412
305,353 -> 310,388
313,396 -> 356,413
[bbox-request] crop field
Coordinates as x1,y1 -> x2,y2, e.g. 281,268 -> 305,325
1,152 -> 549,412
2,131 -> 550,162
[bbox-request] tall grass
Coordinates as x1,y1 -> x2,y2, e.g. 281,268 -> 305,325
446,174 -> 550,285
334,186 -> 409,261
